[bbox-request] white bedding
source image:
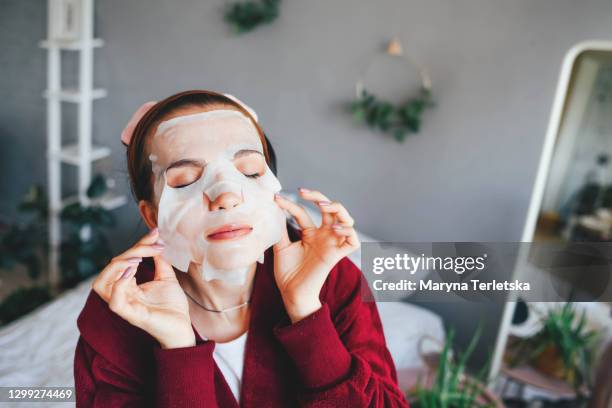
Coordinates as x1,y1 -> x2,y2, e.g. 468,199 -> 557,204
0,206 -> 444,406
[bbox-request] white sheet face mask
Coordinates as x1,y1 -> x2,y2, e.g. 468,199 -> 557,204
149,110 -> 285,285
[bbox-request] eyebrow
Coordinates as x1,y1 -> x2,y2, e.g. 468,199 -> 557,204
233,149 -> 263,159
166,158 -> 206,171
165,150 -> 262,171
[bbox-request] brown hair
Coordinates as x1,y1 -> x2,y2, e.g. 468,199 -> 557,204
125,90 -> 272,203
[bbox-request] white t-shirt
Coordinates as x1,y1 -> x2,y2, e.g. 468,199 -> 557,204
211,331 -> 248,403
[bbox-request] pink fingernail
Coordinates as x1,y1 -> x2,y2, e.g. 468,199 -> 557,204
299,187 -> 310,193
127,257 -> 142,263
152,243 -> 165,250
318,201 -> 331,206
155,237 -> 165,245
332,224 -> 344,230
121,266 -> 134,279
274,193 -> 282,199
149,227 -> 159,235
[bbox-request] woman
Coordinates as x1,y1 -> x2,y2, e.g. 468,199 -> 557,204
74,90 -> 408,407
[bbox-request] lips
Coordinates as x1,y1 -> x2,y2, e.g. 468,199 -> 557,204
206,223 -> 253,241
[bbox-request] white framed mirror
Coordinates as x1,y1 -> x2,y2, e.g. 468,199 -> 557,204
490,40 -> 612,402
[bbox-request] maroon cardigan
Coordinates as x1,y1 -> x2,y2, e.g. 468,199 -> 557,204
74,251 -> 409,407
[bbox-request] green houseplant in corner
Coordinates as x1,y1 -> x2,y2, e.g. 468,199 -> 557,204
59,174 -> 116,288
408,326 -> 500,408
0,185 -> 48,280
0,176 -> 117,325
0,185 -> 51,325
508,303 -> 598,396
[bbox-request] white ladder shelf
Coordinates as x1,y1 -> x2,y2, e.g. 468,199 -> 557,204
44,0 -> 126,289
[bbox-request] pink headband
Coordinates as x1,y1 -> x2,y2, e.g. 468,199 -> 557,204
120,93 -> 259,146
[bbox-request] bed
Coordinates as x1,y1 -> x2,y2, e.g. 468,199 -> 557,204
0,205 -> 445,407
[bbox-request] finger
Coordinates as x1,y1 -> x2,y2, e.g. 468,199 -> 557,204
114,242 -> 165,261
298,188 -> 330,203
108,266 -> 140,324
299,188 -> 334,225
331,224 -> 354,236
93,258 -> 143,302
95,241 -> 162,301
274,194 -> 316,230
154,255 -> 178,281
318,202 -> 354,227
137,227 -> 161,246
340,227 -> 361,253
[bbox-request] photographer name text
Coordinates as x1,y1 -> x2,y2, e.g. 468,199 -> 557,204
371,279 -> 530,292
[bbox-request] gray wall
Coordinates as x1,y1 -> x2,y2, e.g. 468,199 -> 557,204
2,0 -> 612,359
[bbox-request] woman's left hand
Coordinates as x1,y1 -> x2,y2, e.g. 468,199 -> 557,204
273,188 -> 361,323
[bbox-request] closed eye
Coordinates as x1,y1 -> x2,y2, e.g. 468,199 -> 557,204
165,160 -> 204,188
235,152 -> 265,180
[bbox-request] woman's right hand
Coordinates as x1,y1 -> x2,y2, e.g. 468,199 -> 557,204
92,228 -> 195,349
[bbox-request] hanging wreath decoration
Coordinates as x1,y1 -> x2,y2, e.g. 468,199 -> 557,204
350,39 -> 434,142
224,0 -> 281,34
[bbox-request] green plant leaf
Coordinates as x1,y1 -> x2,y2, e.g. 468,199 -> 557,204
87,174 -> 108,199
350,87 -> 433,142
224,0 -> 281,34
365,103 -> 380,126
510,302 -> 601,393
352,107 -> 365,122
23,254 -> 40,280
393,129 -> 406,142
18,185 -> 48,219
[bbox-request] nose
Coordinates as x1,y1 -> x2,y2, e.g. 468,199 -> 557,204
209,192 -> 241,211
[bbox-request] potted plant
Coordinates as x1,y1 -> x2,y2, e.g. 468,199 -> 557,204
59,174 -> 115,288
0,185 -> 51,325
0,176 -> 117,324
508,303 -> 598,396
407,326 -> 502,408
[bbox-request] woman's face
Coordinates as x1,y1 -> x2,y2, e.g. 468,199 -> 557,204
147,105 -> 285,283
148,106 -> 267,203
